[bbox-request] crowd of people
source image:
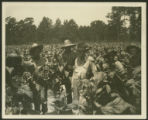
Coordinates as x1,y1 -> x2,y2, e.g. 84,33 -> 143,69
5,40 -> 141,115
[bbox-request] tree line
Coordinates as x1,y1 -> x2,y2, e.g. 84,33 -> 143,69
5,7 -> 141,45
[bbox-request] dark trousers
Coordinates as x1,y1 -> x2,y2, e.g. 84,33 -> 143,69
65,77 -> 72,104
33,92 -> 40,112
33,86 -> 47,114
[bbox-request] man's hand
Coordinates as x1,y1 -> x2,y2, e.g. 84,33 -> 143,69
58,65 -> 64,72
64,71 -> 69,77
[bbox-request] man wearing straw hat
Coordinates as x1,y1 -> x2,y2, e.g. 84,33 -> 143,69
59,39 -> 76,104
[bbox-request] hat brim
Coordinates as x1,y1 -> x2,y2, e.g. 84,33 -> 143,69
61,44 -> 76,48
30,45 -> 43,54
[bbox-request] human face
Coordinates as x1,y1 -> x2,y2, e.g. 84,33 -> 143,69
64,47 -> 71,52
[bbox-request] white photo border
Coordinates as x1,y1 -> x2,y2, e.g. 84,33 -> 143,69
2,1 -> 147,119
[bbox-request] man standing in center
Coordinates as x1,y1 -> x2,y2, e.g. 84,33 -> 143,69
59,40 -> 76,104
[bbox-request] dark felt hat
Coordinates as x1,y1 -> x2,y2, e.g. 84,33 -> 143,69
29,43 -> 43,55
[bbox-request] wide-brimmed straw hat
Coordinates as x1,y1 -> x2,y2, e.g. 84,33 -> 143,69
30,43 -> 43,55
61,40 -> 76,48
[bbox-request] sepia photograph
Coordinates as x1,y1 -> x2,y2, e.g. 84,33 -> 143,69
2,1 -> 147,119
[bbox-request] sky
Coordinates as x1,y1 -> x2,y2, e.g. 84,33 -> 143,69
3,2 -> 112,26
3,2 -> 144,26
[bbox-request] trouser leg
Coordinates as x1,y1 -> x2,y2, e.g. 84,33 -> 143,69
65,78 -> 72,104
42,102 -> 47,114
33,83 -> 41,112
34,94 -> 40,112
41,87 -> 47,114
